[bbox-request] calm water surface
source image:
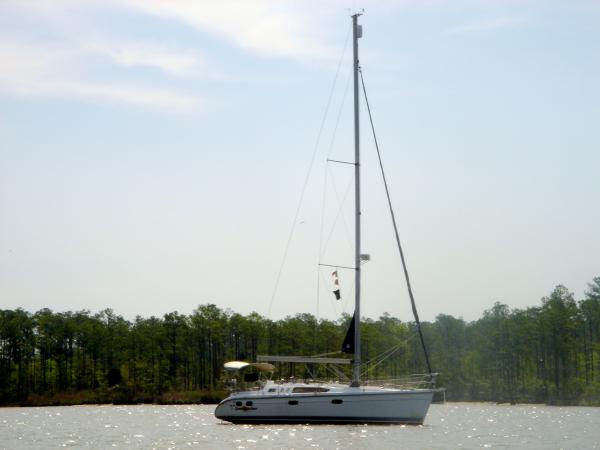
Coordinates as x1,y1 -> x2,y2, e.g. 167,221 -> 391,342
1,403 -> 599,449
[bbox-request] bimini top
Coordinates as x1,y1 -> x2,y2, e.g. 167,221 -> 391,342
224,361 -> 275,372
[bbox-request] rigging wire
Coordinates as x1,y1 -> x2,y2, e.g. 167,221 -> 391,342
322,65 -> 355,256
358,68 -> 434,375
266,25 -> 351,318
318,63 -> 354,321
361,342 -> 404,377
321,164 -> 354,259
317,163 -> 327,322
326,65 -> 354,159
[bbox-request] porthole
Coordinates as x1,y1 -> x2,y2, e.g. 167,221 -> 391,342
331,399 -> 343,405
288,400 -> 298,406
246,401 -> 253,406
235,401 -> 242,407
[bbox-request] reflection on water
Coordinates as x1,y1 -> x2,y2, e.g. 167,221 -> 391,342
1,403 -> 599,449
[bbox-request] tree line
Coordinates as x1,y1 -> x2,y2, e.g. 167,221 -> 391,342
1,277 -> 599,406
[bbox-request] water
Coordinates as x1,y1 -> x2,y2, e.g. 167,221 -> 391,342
1,403 -> 598,449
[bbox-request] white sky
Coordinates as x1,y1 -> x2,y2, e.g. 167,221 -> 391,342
1,0 -> 599,322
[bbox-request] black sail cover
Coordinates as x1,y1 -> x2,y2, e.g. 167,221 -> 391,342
341,312 -> 355,354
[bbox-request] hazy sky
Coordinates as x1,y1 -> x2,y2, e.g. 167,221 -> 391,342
1,0 -> 599,323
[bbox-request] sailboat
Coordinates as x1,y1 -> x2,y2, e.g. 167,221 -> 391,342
215,14 -> 437,425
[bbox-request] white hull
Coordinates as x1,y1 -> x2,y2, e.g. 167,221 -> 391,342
215,383 -> 434,424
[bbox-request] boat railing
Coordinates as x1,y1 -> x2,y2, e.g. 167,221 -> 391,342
269,378 -> 346,386
224,373 -> 440,393
362,372 -> 440,389
223,379 -> 266,393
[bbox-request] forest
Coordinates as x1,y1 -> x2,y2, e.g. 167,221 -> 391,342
1,277 -> 599,406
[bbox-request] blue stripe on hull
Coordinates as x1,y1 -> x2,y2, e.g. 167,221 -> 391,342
217,416 -> 424,425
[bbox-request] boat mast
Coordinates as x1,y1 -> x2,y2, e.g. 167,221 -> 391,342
351,12 -> 362,387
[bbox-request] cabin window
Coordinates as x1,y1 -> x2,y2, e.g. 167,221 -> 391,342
288,400 -> 298,406
235,401 -> 242,406
268,388 -> 276,392
246,401 -> 253,406
331,399 -> 343,404
292,387 -> 330,393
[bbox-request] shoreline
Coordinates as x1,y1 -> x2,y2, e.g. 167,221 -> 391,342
2,393 -> 599,408
0,389 -> 228,408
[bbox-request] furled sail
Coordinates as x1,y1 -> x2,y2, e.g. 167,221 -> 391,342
341,312 -> 355,354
